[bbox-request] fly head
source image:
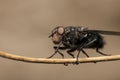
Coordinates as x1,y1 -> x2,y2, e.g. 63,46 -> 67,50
49,26 -> 65,44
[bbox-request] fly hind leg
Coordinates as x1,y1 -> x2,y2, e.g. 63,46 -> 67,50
96,48 -> 111,56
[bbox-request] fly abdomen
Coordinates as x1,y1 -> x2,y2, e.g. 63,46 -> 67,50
83,32 -> 105,49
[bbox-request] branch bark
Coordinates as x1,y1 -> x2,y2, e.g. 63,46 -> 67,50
0,51 -> 120,64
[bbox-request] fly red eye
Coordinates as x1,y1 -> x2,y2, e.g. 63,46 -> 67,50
57,26 -> 64,35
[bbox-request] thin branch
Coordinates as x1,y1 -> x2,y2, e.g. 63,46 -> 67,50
0,51 -> 120,64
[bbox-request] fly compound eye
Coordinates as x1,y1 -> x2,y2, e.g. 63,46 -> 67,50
57,26 -> 64,35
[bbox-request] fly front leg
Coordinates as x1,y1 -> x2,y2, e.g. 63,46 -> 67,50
53,46 -> 69,59
47,42 -> 63,58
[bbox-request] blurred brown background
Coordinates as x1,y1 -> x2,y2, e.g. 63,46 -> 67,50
0,0 -> 120,80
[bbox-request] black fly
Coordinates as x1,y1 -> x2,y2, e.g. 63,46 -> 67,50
48,26 -> 120,64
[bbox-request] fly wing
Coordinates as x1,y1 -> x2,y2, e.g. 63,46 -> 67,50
86,30 -> 120,36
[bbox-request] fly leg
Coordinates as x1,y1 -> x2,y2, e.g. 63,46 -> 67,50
67,48 -> 76,58
76,38 -> 98,64
47,42 -> 63,58
81,49 -> 98,63
81,49 -> 89,57
96,48 -> 111,56
66,48 -> 78,65
53,46 -> 68,59
76,49 -> 81,64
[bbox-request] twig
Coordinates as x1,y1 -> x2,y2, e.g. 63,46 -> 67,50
0,51 -> 120,64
